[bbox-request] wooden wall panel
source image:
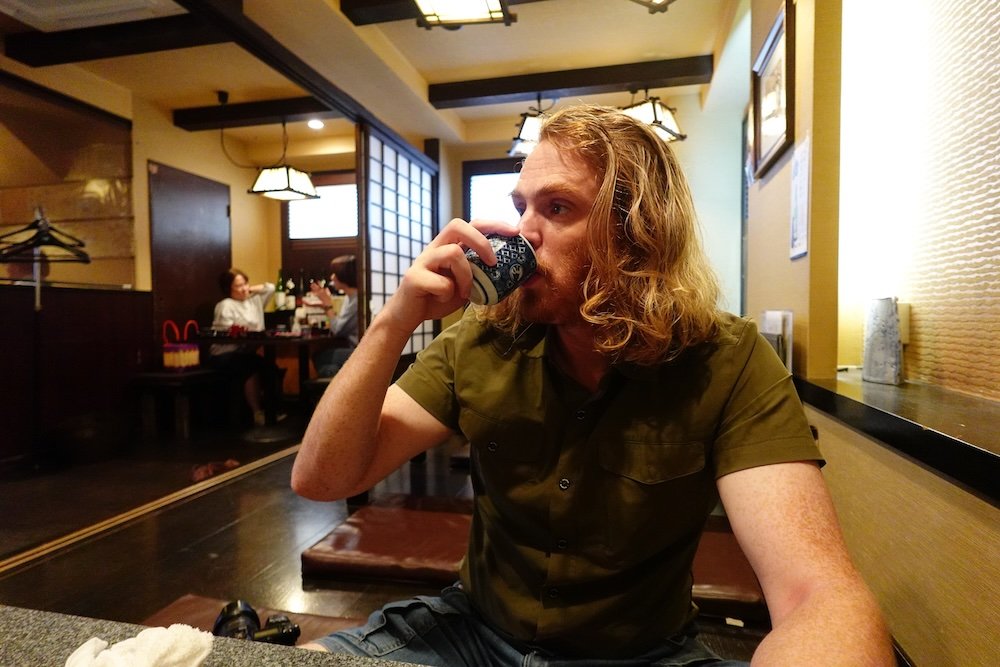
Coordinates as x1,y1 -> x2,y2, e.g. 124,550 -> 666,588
807,406 -> 1000,666
0,285 -> 154,466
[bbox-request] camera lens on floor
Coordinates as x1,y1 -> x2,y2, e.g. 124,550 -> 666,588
212,600 -> 300,646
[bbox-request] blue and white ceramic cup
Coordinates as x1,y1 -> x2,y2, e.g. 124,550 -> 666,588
465,233 -> 537,306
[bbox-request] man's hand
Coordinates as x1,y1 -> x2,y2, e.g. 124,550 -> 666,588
377,218 -> 513,334
309,281 -> 333,308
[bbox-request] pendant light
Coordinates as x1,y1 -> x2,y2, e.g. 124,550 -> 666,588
509,94 -> 554,157
249,121 -> 318,200
620,92 -> 686,142
629,0 -> 679,13
414,0 -> 515,29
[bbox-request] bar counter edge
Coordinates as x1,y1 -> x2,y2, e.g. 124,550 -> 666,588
0,605 -> 420,667
794,375 -> 998,507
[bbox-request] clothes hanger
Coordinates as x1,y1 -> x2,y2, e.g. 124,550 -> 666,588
0,209 -> 91,264
1,208 -> 90,311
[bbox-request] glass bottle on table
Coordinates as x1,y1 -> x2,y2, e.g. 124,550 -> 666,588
274,268 -> 287,310
296,269 -> 306,307
284,277 -> 296,309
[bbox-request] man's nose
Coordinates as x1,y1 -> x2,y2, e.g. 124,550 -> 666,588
516,211 -> 541,250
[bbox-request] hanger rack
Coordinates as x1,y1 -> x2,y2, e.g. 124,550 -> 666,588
0,208 -> 91,311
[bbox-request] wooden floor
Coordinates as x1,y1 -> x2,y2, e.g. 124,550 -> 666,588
0,409 -> 306,561
0,433 -> 766,661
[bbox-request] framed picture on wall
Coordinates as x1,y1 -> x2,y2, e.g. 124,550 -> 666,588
752,0 -> 795,178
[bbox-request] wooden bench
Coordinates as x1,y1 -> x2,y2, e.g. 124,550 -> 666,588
132,368 -> 236,440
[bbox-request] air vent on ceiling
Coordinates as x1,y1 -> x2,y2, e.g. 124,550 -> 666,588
0,0 -> 186,32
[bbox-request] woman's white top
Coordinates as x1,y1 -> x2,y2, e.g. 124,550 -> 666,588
210,282 -> 274,355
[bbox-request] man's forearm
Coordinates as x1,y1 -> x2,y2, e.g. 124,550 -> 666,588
751,579 -> 893,666
291,313 -> 413,500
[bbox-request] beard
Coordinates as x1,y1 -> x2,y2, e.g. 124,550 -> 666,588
491,246 -> 590,328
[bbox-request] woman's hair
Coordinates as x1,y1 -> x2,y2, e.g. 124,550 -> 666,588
218,267 -> 248,296
483,104 -> 724,365
329,255 -> 358,288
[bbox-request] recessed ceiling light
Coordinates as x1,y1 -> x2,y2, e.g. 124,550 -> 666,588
307,119 -> 325,130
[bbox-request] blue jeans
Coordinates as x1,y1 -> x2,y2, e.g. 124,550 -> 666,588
312,585 -> 749,666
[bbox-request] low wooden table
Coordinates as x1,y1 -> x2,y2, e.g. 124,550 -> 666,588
132,368 -> 231,440
200,334 -> 349,424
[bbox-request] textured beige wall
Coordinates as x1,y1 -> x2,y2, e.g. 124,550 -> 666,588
838,0 -> 1000,401
807,406 -> 1000,666
907,0 -> 1000,400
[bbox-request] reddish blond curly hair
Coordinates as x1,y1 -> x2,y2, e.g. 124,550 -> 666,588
480,104 -> 723,365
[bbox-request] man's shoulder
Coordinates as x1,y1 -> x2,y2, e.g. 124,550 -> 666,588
713,312 -> 756,347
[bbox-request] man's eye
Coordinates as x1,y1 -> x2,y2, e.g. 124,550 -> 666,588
550,203 -> 567,215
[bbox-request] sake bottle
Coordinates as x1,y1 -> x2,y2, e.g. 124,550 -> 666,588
274,269 -> 287,310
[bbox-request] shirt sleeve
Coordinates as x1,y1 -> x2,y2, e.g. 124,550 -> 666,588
711,322 -> 823,478
328,295 -> 358,340
395,319 -> 462,430
212,299 -> 235,329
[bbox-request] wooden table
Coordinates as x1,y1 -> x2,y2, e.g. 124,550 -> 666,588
201,333 -> 350,424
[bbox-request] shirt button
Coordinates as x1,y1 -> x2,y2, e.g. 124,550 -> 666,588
487,441 -> 498,452
558,478 -> 571,490
547,587 -> 560,598
556,539 -> 568,550
575,409 -> 586,420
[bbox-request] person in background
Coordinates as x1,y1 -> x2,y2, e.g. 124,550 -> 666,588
292,105 -> 893,665
208,268 -> 277,426
309,255 -> 359,378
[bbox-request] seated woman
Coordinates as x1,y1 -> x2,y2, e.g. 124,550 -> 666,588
207,268 -> 277,426
309,255 -> 358,378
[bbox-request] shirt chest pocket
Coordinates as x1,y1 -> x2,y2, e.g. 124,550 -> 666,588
596,435 -> 712,562
598,439 -> 706,484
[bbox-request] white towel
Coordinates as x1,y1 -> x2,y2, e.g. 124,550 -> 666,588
65,624 -> 212,667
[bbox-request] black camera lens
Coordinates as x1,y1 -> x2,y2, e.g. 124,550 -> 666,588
212,600 -> 260,640
212,600 -> 301,646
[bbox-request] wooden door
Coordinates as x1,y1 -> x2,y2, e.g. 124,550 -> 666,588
148,162 -> 230,337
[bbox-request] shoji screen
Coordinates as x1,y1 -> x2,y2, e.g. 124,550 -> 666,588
362,127 -> 438,355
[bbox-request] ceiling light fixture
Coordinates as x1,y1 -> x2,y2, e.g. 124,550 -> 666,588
628,0 -> 680,13
307,119 -> 325,130
621,91 -> 687,142
249,121 -> 319,200
509,94 -> 554,157
413,0 -> 516,29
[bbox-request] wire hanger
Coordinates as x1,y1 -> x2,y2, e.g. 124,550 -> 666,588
0,208 -> 91,264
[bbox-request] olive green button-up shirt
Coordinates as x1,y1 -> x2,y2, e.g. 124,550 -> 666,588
396,309 -> 821,658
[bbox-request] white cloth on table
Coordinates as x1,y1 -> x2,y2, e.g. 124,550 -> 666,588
65,623 -> 212,667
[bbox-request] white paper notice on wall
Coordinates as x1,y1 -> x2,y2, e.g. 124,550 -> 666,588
761,309 -> 794,372
790,135 -> 810,259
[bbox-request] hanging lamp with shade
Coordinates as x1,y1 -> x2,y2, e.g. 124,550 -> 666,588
413,0 -> 516,29
620,91 -> 687,142
509,94 -> 555,157
248,120 -> 319,200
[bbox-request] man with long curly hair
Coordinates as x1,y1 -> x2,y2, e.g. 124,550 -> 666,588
293,105 -> 892,665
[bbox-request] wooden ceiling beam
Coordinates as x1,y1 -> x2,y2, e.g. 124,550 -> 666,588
174,97 -> 344,131
429,55 -> 713,109
3,14 -> 230,66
